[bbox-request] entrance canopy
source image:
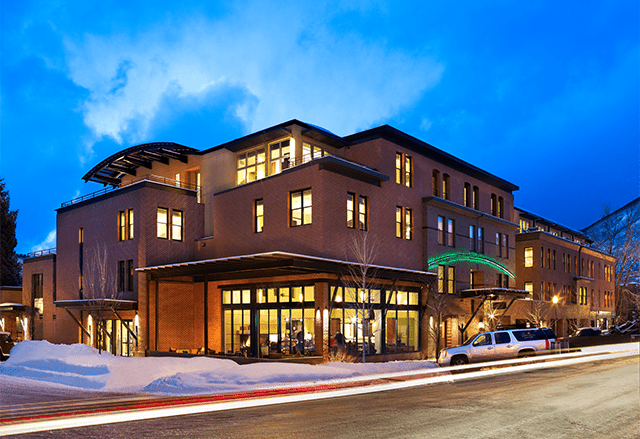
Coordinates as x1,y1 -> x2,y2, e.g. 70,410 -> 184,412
54,299 -> 138,311
137,251 -> 436,283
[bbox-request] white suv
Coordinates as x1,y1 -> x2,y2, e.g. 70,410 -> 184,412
438,328 -> 557,367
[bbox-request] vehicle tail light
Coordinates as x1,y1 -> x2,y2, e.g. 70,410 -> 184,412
545,339 -> 549,349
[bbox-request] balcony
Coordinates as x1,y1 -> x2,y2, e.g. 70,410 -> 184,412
61,174 -> 201,207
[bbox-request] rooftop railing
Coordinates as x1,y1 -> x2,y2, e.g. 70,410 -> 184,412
61,174 -> 200,207
25,248 -> 56,258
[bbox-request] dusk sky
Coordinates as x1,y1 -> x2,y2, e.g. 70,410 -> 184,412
1,1 -> 638,255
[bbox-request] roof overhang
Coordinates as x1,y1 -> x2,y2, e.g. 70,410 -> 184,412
54,299 -> 138,311
0,302 -> 26,312
83,142 -> 199,186
137,251 -> 435,283
459,288 -> 530,299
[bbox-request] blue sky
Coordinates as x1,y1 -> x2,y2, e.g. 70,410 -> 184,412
2,1 -> 638,255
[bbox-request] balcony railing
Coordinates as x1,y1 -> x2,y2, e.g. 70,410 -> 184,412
25,248 -> 56,258
61,174 -> 201,207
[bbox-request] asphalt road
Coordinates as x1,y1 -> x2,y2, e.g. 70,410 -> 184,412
5,355 -> 639,439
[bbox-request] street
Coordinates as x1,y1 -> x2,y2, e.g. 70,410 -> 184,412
3,354 -> 638,439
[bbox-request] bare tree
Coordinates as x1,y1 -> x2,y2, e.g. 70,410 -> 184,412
425,279 -> 453,360
342,233 -> 382,363
585,200 -> 640,322
82,245 -> 119,354
525,300 -> 550,328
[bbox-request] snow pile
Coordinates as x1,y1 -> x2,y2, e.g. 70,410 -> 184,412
0,341 -> 437,395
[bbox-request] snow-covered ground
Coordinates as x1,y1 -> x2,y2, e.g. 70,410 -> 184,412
0,341 -> 437,395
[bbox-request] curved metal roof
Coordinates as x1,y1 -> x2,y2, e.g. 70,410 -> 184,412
82,142 -> 199,186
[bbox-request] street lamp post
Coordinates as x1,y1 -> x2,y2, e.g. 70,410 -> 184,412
552,295 -> 559,352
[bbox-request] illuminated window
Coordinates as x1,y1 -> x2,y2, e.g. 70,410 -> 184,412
358,196 -> 367,231
128,209 -> 134,239
269,140 -> 291,175
464,183 -> 472,207
432,170 -> 440,196
519,219 -> 530,233
498,197 -> 504,219
397,207 -> 413,240
437,216 -> 444,245
347,193 -> 367,230
395,152 -> 412,187
32,274 -> 43,315
171,210 -> 183,241
119,211 -> 126,241
255,199 -> 264,233
290,189 -> 312,227
473,186 -> 479,210
237,147 -> 266,185
437,265 -> 445,293
541,247 -> 545,268
442,174 -> 450,200
491,194 -> 497,216
524,282 -> 533,297
348,193 -> 355,228
157,208 -> 168,239
447,266 -> 455,294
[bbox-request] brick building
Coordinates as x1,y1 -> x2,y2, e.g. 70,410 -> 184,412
514,208 -> 616,336
22,119 -> 611,359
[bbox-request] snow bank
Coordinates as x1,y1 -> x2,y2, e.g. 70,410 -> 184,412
0,341 -> 437,395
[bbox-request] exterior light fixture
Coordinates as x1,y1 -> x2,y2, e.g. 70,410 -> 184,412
478,321 -> 485,330
552,295 -> 559,304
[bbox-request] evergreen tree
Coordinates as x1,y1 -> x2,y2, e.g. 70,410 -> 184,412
1,178 -> 22,286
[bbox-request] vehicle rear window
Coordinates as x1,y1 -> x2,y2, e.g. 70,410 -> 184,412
494,332 -> 511,344
513,329 -> 544,341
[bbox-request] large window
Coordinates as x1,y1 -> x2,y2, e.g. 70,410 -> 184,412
447,219 -> 455,246
290,189 -> 312,227
442,174 -> 450,200
157,208 -> 168,239
118,209 -> 134,241
237,148 -> 266,185
32,273 -> 43,315
464,183 -> 472,207
347,193 -> 368,230
396,207 -> 413,239
255,199 -> 264,233
157,207 -> 182,240
437,216 -> 444,245
172,210 -> 183,241
269,140 -> 291,175
524,247 -> 533,267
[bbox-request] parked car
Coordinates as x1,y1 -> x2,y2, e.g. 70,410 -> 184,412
438,327 -> 557,367
559,327 -> 603,348
0,332 -> 15,361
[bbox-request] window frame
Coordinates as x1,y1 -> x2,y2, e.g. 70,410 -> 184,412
171,210 -> 183,241
157,207 -> 169,239
255,199 -> 264,233
290,189 -> 312,227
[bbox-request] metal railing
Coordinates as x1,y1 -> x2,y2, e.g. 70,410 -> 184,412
61,174 -> 201,207
25,248 -> 56,258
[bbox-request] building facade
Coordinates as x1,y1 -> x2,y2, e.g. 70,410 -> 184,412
23,119 -> 610,360
515,208 -> 616,336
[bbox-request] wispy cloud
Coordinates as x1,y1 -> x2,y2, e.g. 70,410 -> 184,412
31,229 -> 56,252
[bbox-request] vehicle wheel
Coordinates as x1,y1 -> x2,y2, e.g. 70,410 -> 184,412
451,355 -> 468,366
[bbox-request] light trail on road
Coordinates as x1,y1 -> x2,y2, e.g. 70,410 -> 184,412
1,343 -> 637,437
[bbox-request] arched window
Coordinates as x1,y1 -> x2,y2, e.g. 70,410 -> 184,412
464,182 -> 471,207
442,174 -> 450,200
432,170 -> 440,197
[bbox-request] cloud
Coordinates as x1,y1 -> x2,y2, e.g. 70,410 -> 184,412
31,229 -> 56,252
59,2 -> 443,158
